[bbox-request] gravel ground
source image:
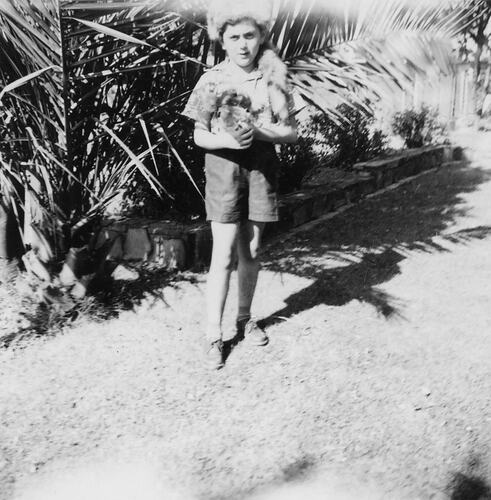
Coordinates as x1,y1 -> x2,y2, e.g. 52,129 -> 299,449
1,130 -> 491,500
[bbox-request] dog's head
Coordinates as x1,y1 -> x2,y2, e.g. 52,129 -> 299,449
216,89 -> 251,111
216,89 -> 252,130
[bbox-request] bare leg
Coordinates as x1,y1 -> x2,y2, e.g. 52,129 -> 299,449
206,221 -> 239,342
237,221 -> 265,321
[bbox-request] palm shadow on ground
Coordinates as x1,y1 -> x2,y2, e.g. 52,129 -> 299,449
450,472 -> 491,500
258,161 -> 491,328
87,160 -> 491,333
448,455 -> 491,500
89,266 -> 199,319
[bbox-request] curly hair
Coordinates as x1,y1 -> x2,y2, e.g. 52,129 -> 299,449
206,0 -> 273,42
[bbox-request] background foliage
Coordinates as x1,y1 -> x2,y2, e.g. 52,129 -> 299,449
278,104 -> 387,193
391,106 -> 448,148
0,0 -> 479,269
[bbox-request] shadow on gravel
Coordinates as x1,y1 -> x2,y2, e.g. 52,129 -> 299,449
209,455 -> 318,500
87,267 -> 199,320
1,266 -> 195,348
261,248 -> 406,327
281,455 -> 316,482
261,162 -> 491,326
447,456 -> 491,500
449,472 -> 491,500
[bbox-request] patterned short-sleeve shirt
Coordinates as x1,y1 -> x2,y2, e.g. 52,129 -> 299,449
182,60 -> 295,134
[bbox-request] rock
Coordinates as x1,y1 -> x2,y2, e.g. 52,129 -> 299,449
111,264 -> 139,281
123,228 -> 152,260
452,146 -> 464,161
107,236 -> 124,260
70,274 -> 95,299
60,247 -> 92,280
95,229 -> 121,249
151,237 -> 186,270
59,261 -> 77,287
442,145 -> 453,162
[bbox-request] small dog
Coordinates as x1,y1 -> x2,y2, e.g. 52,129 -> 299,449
215,89 -> 253,132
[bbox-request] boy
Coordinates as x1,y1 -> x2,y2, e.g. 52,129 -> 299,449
182,0 -> 297,369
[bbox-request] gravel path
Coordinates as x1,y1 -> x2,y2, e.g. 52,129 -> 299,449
1,130 -> 491,500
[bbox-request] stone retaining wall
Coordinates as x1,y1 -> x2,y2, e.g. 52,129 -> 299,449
98,219 -> 212,271
98,145 -> 459,271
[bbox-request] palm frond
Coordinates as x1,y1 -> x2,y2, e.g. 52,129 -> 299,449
270,0 -> 480,113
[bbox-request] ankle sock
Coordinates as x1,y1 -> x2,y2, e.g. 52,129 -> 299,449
205,326 -> 222,342
236,313 -> 251,324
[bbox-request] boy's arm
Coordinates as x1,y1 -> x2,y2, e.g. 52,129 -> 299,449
253,116 -> 298,144
193,122 -> 253,150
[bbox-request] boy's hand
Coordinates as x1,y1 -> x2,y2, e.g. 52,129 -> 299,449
221,125 -> 253,150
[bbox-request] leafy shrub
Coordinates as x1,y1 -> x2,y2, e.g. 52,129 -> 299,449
277,125 -> 319,194
278,104 -> 387,193
329,105 -> 388,166
0,263 -> 64,343
0,256 -> 112,345
121,125 -> 206,220
391,106 -> 447,148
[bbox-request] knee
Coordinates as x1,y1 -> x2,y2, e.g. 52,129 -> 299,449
241,244 -> 260,264
248,244 -> 260,261
211,247 -> 236,271
238,230 -> 262,263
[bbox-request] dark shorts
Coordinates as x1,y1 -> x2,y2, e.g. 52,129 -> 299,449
204,142 -> 279,223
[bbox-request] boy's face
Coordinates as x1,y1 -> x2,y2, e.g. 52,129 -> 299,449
221,19 -> 265,72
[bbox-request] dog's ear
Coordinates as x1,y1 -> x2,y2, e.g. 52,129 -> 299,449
233,93 -> 251,110
216,88 -> 234,107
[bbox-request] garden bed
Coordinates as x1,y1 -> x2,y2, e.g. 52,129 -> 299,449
97,144 -> 459,271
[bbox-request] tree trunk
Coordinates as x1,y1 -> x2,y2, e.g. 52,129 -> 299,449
0,202 -> 23,262
0,203 -> 8,259
474,43 -> 484,117
472,9 -> 491,118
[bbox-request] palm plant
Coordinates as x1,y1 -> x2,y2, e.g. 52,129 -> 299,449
0,0 -> 64,269
0,0 -> 166,280
0,0 -> 482,282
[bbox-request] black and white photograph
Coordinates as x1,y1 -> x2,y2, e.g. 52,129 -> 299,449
1,0 -> 491,498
